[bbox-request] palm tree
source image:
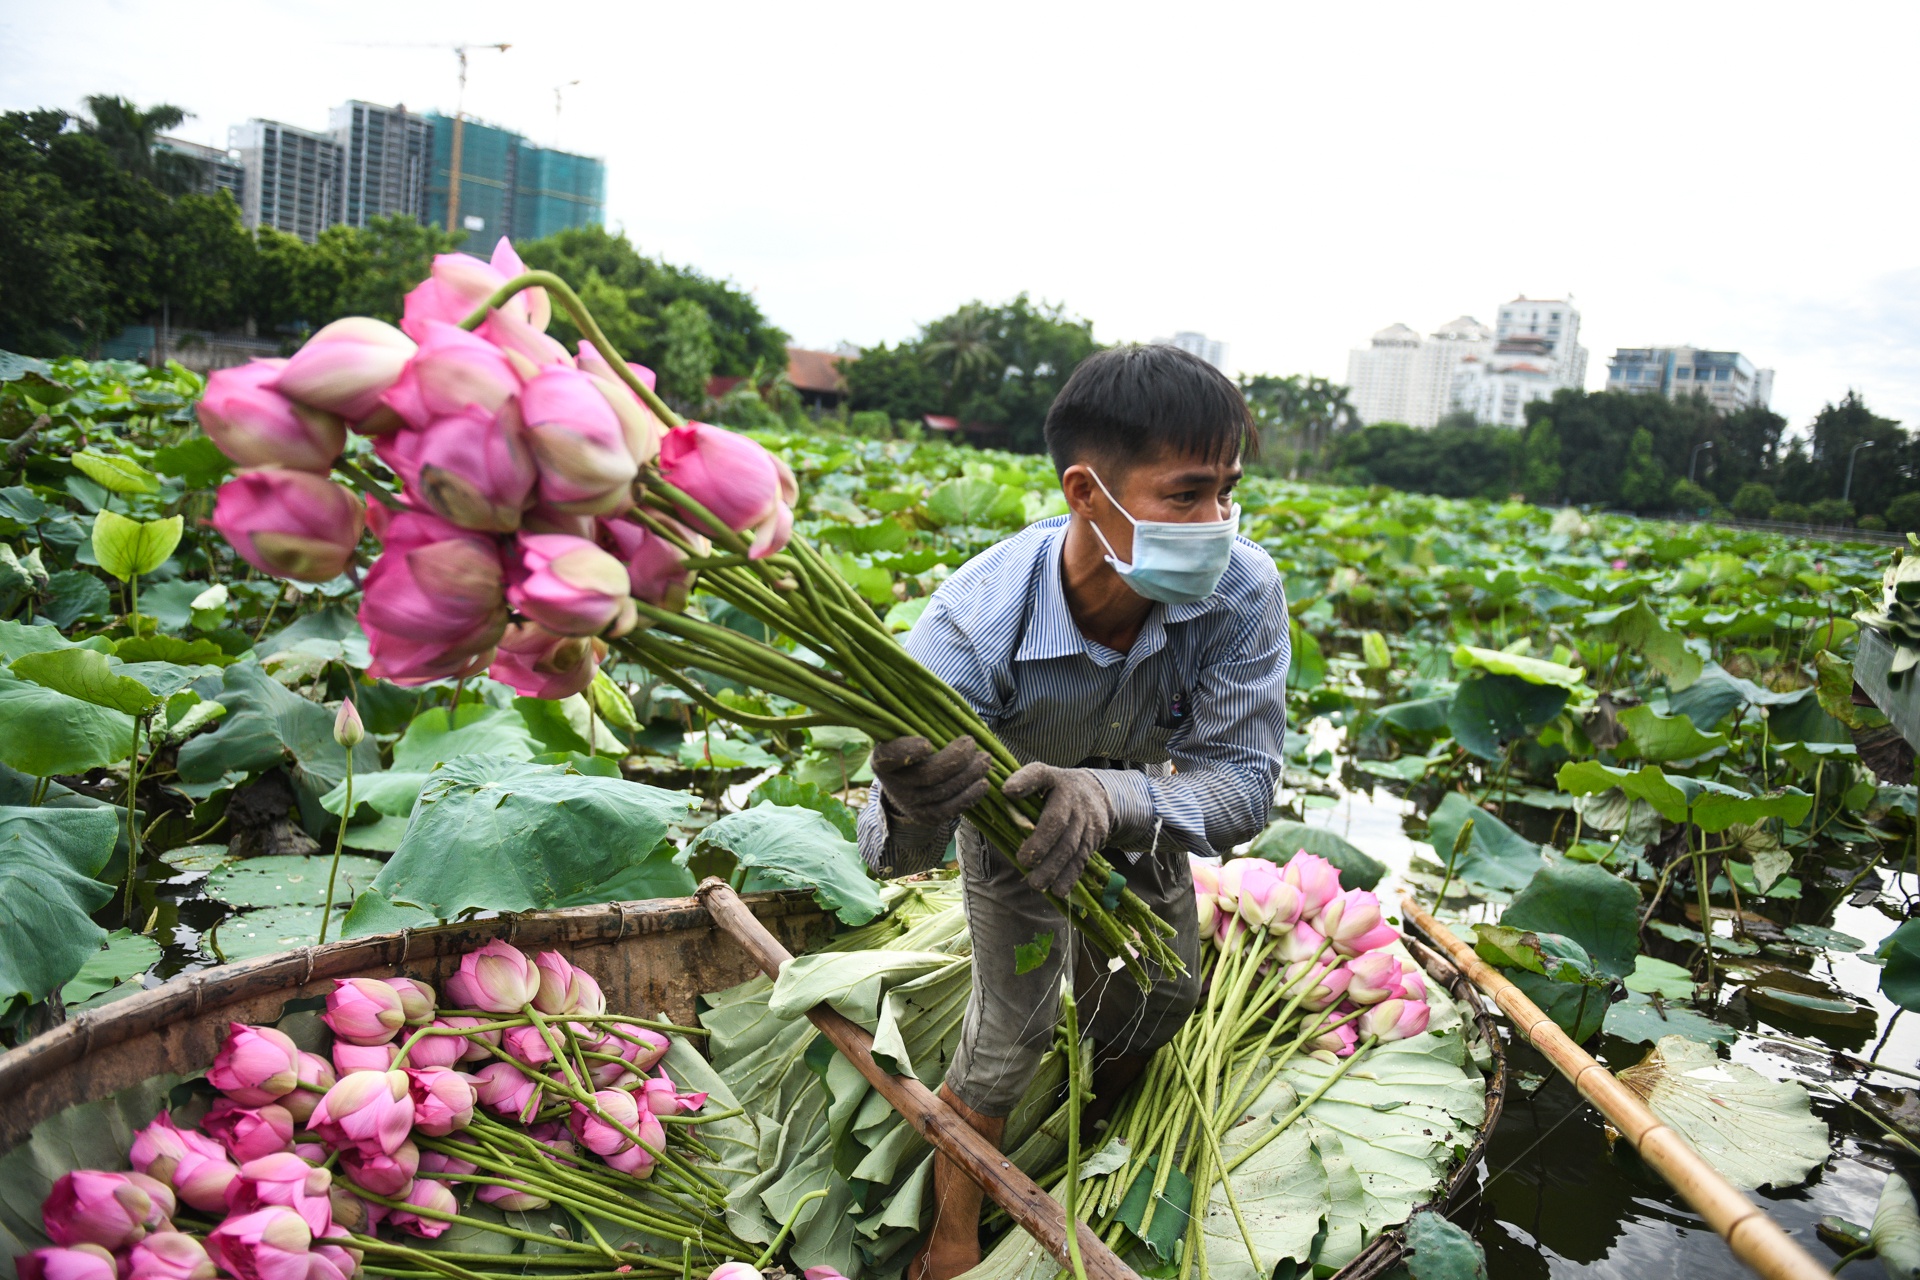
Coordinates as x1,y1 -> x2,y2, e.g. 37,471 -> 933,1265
80,95 -> 200,195
921,304 -> 1001,410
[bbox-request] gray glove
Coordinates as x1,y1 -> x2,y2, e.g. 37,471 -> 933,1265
1002,763 -> 1114,896
871,735 -> 992,828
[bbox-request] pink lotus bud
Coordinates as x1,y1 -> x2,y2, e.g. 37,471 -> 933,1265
1358,997 -> 1431,1042
331,699 -> 364,750
1611,558 -> 1628,571
359,515 -> 509,674
488,621 -> 603,700
332,1042 -> 398,1075
17,1246 -> 118,1280
1221,858 -> 1304,932
383,978 -> 437,1025
1274,920 -> 1328,965
404,1024 -> 469,1071
212,470 -> 365,583
406,1068 -> 477,1136
1194,881 -> 1216,938
455,940 -> 539,1013
709,1264 -> 761,1280
1318,889 -> 1399,957
42,1171 -> 170,1250
418,1150 -> 477,1178
569,1089 -> 665,1176
476,1179 -> 550,1211
339,1139 -> 419,1198
532,952 -> 606,1016
324,977 -> 408,1046
1306,1021 -> 1359,1058
388,1179 -> 457,1239
803,1267 -> 851,1280
276,318 -> 418,422
225,1153 -> 333,1235
308,1070 -> 415,1155
280,1053 -> 336,1125
205,1207 -> 315,1280
507,532 -> 637,637
473,1061 -> 544,1121
381,321 -> 520,430
576,345 -> 657,393
1345,952 -> 1424,1005
400,240 -> 547,340
326,1184 -> 373,1233
1285,959 -> 1352,1012
519,367 -> 643,516
656,422 -> 797,558
198,360 -> 347,473
622,1027 -> 671,1073
311,1239 -> 357,1280
131,1113 -> 239,1213
365,626 -> 499,687
126,1233 -> 217,1280
203,1100 -> 295,1163
374,403 -> 536,534
583,1030 -> 639,1089
435,1015 -> 501,1064
640,1075 -> 707,1116
209,1024 -> 301,1106
599,517 -> 701,611
524,503 -> 598,538
1280,853 -> 1343,920
479,307 -> 573,379
502,1023 -> 555,1067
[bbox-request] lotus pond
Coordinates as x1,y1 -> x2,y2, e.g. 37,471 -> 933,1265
3,352 -> 1919,1279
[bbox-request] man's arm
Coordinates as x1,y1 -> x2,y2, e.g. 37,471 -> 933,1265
1093,576 -> 1290,857
856,599 -> 1004,874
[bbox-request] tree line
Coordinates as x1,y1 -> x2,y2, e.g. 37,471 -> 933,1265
0,97 -> 790,407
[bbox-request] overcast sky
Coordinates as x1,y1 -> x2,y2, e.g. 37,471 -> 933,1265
4,1 -> 1916,430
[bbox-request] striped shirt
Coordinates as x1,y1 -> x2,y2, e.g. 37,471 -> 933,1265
857,514 -> 1290,874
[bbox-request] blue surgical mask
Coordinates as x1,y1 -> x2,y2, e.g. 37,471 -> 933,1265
1086,470 -> 1240,605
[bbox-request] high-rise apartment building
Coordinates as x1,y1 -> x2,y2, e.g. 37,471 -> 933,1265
1452,296 -> 1588,427
155,136 -> 246,203
1346,316 -> 1494,427
425,115 -> 605,256
1151,331 -> 1228,370
330,101 -> 435,229
230,119 -> 341,243
1607,346 -> 1774,414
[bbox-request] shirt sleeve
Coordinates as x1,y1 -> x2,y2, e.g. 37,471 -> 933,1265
1093,575 -> 1290,857
855,595 -> 1007,874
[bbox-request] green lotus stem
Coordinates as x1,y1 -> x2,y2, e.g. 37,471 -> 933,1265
316,755 -> 352,946
122,712 -> 148,920
333,459 -> 405,510
753,1187 -> 829,1269
1060,986 -> 1091,1280
614,635 -> 835,732
345,1183 -> 647,1260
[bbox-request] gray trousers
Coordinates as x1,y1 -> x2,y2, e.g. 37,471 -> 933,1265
944,822 -> 1203,1117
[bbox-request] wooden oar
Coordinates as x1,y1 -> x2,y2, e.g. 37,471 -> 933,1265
1401,894 -> 1830,1280
698,879 -> 1135,1280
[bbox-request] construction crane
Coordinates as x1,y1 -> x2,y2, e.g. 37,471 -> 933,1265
552,80 -> 581,148
336,40 -> 511,234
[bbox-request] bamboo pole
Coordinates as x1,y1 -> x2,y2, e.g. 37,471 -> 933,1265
1401,895 -> 1830,1280
697,880 -> 1134,1280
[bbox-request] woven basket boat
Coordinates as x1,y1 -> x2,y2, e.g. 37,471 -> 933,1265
0,893 -> 1504,1280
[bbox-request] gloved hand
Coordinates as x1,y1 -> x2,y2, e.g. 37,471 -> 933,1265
1002,763 -> 1115,896
870,735 -> 993,828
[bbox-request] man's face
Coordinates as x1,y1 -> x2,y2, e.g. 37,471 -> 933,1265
1062,449 -> 1242,566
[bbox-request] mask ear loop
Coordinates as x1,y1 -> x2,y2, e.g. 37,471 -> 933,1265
1083,469 -> 1137,569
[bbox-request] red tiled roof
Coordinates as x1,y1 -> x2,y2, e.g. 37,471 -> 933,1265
923,415 -> 961,431
786,346 -> 852,396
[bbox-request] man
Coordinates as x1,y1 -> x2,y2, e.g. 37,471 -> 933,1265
856,343 -> 1290,1280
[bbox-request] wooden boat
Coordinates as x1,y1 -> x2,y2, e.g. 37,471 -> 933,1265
0,891 -> 1504,1280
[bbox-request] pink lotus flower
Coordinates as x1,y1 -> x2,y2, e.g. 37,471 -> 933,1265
488,621 -> 602,700
435,1015 -> 501,1063
209,1023 -> 301,1105
339,1140 -> 418,1198
375,404 -> 536,533
225,1153 -> 333,1235
1221,858 -> 1304,932
1611,558 -> 1628,571
1344,952 -> 1426,1005
198,360 -> 346,473
524,503 -> 598,538
502,1023 -> 556,1067
127,1233 -> 218,1280
275,318 -> 418,422
569,1089 -> 665,1176
1358,997 -> 1431,1042
1284,959 -> 1352,1012
401,240 -> 549,341
324,977 -> 408,1046
311,1240 -> 357,1280
389,1178 -> 458,1238
418,1150 -> 477,1178
307,1070 -> 415,1156
472,1061 -> 544,1121
212,471 -> 365,583
332,1042 -> 398,1075
476,1179 -> 550,1211
1306,1021 -> 1359,1058
618,1027 -> 671,1074
1279,853 -> 1343,920
278,1053 -> 336,1126
454,940 -> 539,1012
1190,858 -> 1219,938
577,345 -> 659,397
381,321 -> 520,430
132,1113 -> 239,1213
640,1075 -> 707,1116
1274,919 -> 1328,965
325,1185 -> 374,1233
17,1246 -> 117,1280
206,1207 -> 319,1280
803,1267 -> 851,1280
404,1024 -> 469,1070
533,952 -> 606,1016
203,1101 -> 296,1163
519,367 -> 644,516
383,977 -> 436,1025
479,307 -> 573,378
358,515 -> 509,686
506,532 -> 637,637
406,1067 -> 477,1136
1317,889 -> 1399,957
708,1266 -> 760,1280
656,422 -> 797,558
42,1171 -> 171,1249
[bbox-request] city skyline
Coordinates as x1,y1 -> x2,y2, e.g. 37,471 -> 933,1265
3,1 -> 1915,432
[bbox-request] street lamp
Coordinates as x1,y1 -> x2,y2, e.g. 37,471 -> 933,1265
1845,440 -> 1876,504
1689,440 -> 1714,484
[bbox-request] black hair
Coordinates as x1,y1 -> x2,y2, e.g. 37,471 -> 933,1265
1043,344 -> 1258,477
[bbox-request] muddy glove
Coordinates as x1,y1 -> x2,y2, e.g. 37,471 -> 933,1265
870,735 -> 993,828
1002,763 -> 1115,896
